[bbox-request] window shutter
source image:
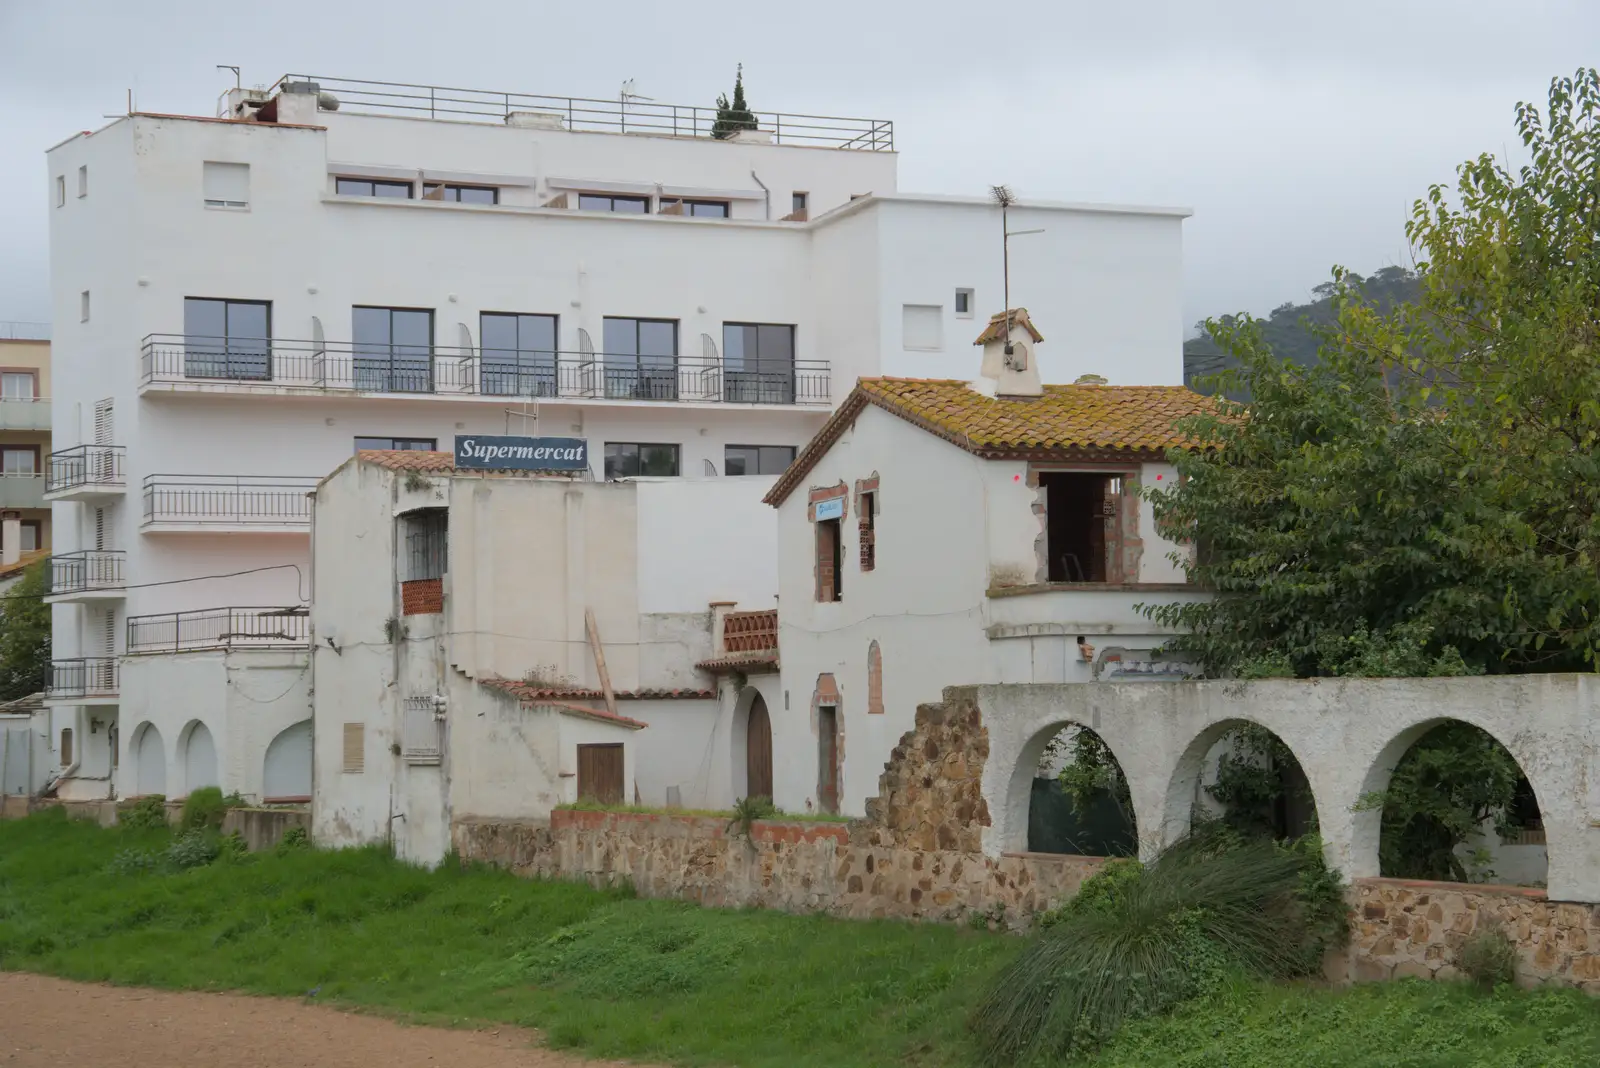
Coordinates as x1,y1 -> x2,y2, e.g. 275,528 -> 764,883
93,507 -> 105,550
93,399 -> 113,445
203,161 -> 250,207
901,304 -> 943,351
103,610 -> 115,654
342,723 -> 365,773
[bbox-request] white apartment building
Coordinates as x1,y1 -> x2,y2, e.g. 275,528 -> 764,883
42,73 -> 1188,804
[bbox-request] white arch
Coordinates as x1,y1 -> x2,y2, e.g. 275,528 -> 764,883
179,720 -> 218,796
131,722 -> 167,797
263,720 -> 312,800
998,715 -> 1146,857
1158,716 -> 1324,850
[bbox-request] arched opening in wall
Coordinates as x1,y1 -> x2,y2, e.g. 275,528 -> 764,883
744,692 -> 773,802
263,720 -> 312,802
131,722 -> 166,798
179,720 -> 218,796
1029,725 -> 1137,856
1374,720 -> 1545,887
1164,720 -> 1320,847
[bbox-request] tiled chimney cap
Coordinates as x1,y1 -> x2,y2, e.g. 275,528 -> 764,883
973,308 -> 1044,346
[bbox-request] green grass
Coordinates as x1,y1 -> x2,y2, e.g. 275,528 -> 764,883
3,811 -> 1599,1067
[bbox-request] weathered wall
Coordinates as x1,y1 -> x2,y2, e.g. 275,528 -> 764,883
221,806 -> 310,852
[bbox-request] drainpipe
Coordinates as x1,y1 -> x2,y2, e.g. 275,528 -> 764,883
750,169 -> 770,221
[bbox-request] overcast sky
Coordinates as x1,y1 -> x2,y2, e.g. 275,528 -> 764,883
1,1 -> 1595,335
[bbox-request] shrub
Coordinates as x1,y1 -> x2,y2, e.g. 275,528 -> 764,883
1459,924 -> 1517,988
1037,858 -> 1145,929
180,787 -> 234,831
726,795 -> 777,838
276,825 -> 309,853
164,830 -> 221,871
117,795 -> 169,831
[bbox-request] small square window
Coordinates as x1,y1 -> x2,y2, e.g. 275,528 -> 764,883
902,304 -> 943,351
54,176 -> 65,207
203,161 -> 250,208
792,191 -> 808,214
955,288 -> 975,318
80,291 -> 90,323
77,165 -> 88,198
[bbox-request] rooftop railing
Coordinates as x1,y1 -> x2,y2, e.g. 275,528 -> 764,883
143,474 -> 319,528
141,336 -> 830,406
270,74 -> 893,151
126,606 -> 310,655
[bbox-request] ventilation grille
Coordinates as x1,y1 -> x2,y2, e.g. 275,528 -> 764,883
342,722 -> 365,773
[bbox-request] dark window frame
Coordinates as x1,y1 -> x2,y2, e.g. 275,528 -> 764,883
402,509 -> 449,582
658,197 -> 730,218
18,519 -> 41,552
792,191 -> 808,214
816,516 -> 844,602
355,436 -> 437,452
479,311 -> 559,397
336,177 -> 414,198
352,305 -> 435,393
423,183 -> 498,205
603,442 -> 681,479
182,296 -> 272,382
859,491 -> 876,572
722,321 -> 797,404
577,192 -> 650,213
601,317 -> 679,400
724,444 -> 796,476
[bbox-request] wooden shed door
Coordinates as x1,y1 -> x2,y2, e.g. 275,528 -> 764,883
746,694 -> 773,800
577,743 -> 624,805
817,705 -> 839,814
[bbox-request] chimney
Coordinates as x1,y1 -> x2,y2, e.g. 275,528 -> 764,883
971,308 -> 1044,399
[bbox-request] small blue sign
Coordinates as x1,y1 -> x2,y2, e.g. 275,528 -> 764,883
454,435 -> 589,472
814,497 -> 845,521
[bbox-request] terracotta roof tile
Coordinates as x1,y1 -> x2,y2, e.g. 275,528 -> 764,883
723,609 -> 778,653
972,307 -> 1044,345
695,652 -> 780,674
356,450 -> 459,472
532,700 -> 649,730
481,677 -> 715,703
0,549 -> 49,581
765,376 -> 1216,506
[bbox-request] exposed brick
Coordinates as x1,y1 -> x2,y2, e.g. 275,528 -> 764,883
401,577 -> 443,615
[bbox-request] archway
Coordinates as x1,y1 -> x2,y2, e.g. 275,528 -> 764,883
263,720 -> 312,801
744,693 -> 773,801
1367,719 -> 1545,886
180,721 -> 218,796
131,722 -> 166,797
1027,723 -> 1137,856
1162,718 -> 1320,846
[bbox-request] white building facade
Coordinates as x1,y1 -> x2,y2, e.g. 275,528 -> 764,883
42,72 -> 1189,803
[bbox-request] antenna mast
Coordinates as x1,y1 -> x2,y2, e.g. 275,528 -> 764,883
990,185 -> 1016,354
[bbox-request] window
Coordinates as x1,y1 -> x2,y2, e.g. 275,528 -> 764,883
422,183 -> 497,204
902,304 -> 943,351
724,445 -> 795,476
54,176 -> 65,207
604,442 -> 680,479
1041,471 -> 1124,583
578,193 -> 649,213
1,446 -> 39,475
77,165 -> 88,198
601,317 -> 678,400
1,372 -> 36,400
816,514 -> 843,601
336,177 -> 413,198
404,509 -> 448,581
955,288 -> 975,318
859,491 -> 876,571
722,322 -> 796,403
202,161 -> 249,208
355,436 -> 437,452
60,728 -> 72,766
352,306 -> 434,392
79,291 -> 90,322
342,723 -> 365,774
480,312 -> 557,396
183,297 -> 271,380
792,191 -> 808,214
658,198 -> 729,218
19,520 -> 40,552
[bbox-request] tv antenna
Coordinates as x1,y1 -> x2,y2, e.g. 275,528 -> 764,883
217,65 -> 241,89
989,184 -> 1044,356
619,79 -> 653,135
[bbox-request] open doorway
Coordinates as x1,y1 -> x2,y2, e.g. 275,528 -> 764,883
1040,472 -> 1122,583
817,705 -> 839,814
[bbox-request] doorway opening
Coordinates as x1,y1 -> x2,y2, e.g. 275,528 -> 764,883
1040,472 -> 1122,583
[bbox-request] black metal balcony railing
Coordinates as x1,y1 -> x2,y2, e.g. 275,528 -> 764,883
46,445 -> 125,494
126,606 -> 311,654
268,74 -> 894,150
50,551 -> 125,596
143,475 -> 320,528
48,657 -> 119,699
140,336 -> 832,406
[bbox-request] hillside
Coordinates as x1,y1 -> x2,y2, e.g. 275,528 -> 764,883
1183,266 -> 1421,393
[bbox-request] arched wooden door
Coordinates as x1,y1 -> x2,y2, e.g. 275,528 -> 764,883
746,694 -> 773,800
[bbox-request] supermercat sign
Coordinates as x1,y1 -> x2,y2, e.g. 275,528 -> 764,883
454,435 -> 589,472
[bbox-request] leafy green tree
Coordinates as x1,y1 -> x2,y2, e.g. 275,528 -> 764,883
0,560 -> 50,701
711,64 -> 757,140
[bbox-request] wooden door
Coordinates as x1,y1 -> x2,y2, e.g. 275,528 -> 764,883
577,743 -> 624,805
746,694 -> 773,800
817,706 -> 839,814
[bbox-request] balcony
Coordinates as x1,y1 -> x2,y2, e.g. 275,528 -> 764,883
47,550 -> 125,603
142,475 -> 319,534
45,445 -> 125,502
126,606 -> 310,654
140,337 -> 832,408
266,74 -> 894,150
0,473 -> 46,510
0,398 -> 51,432
47,657 -> 120,704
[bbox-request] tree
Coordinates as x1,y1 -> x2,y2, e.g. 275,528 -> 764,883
0,560 -> 51,701
712,64 -> 757,140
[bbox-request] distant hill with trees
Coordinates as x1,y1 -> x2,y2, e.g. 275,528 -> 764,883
1183,266 -> 1421,393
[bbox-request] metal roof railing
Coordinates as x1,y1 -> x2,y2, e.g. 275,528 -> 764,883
270,74 -> 894,151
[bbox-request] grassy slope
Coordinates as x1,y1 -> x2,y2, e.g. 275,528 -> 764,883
3,813 -> 1597,1067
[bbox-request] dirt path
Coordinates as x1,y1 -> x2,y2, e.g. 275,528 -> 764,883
0,972 -> 653,1068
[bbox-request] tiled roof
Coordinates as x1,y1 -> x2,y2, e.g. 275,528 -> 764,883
0,549 -> 49,582
723,609 -> 778,653
765,376 -> 1215,506
355,450 -> 459,472
972,308 -> 1044,345
481,677 -> 715,703
695,652 -> 780,674
536,701 -> 649,730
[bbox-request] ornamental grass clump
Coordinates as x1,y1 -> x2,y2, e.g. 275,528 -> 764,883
971,827 -> 1344,1063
